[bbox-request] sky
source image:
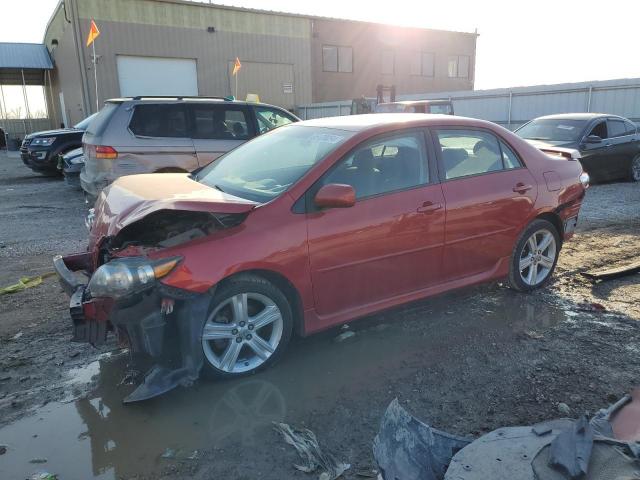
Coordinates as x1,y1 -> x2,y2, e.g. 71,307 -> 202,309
1,0 -> 640,117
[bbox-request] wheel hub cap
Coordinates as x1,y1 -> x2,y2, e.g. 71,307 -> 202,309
202,292 -> 283,374
519,229 -> 557,286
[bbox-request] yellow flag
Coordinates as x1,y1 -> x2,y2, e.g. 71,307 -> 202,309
232,57 -> 241,76
86,19 -> 100,47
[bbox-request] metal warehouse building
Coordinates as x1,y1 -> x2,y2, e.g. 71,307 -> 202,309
41,0 -> 477,126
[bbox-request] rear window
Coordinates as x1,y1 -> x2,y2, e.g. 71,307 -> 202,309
129,104 -> 188,138
85,103 -> 119,136
73,112 -> 98,130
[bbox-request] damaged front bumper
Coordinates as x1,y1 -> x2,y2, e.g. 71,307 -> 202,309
53,253 -> 211,403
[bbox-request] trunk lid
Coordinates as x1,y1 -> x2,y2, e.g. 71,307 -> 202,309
88,173 -> 257,246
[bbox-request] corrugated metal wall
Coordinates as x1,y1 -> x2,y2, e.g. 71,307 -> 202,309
296,78 -> 640,129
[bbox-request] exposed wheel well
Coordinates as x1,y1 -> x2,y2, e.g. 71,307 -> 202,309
535,212 -> 563,245
216,269 -> 305,337
154,167 -> 188,173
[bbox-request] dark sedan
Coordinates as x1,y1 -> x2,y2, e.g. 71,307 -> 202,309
60,147 -> 84,189
21,113 -> 96,175
515,113 -> 640,182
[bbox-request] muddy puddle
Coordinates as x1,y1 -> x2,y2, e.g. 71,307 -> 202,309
0,288 -> 572,479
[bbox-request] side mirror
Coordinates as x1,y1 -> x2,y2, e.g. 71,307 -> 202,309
314,183 -> 356,209
584,135 -> 602,144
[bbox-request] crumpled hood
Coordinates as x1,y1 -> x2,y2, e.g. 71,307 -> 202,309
88,173 -> 257,246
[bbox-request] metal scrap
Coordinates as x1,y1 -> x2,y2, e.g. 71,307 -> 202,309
581,260 -> 640,281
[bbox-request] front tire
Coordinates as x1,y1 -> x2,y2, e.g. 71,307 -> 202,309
508,219 -> 560,292
201,275 -> 293,378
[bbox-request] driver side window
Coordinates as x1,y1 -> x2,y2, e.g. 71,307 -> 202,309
588,121 -> 608,139
321,131 -> 429,200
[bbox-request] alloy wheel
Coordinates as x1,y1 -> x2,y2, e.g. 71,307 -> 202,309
519,229 -> 557,286
202,292 -> 284,374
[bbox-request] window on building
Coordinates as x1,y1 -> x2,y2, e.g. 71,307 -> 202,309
129,104 -> 188,138
421,52 -> 435,77
322,46 -> 338,72
410,52 -> 421,76
338,46 -> 353,73
381,50 -> 395,75
448,55 -> 470,78
322,45 -> 352,73
410,52 -> 435,77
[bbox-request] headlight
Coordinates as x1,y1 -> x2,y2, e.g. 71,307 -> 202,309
69,155 -> 85,165
87,257 -> 181,298
30,137 -> 56,146
579,172 -> 590,188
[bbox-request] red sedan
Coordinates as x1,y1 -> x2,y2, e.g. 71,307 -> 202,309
54,114 -> 588,401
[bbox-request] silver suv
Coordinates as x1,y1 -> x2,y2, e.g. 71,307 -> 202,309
81,96 -> 299,201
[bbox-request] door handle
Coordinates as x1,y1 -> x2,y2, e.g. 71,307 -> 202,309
513,183 -> 533,194
416,201 -> 443,214
605,143 -> 612,148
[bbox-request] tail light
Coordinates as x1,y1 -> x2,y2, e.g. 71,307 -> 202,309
95,145 -> 118,159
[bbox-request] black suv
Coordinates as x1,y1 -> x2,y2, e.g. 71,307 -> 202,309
21,113 -> 96,175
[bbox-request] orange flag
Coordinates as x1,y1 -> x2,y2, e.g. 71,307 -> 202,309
232,57 -> 242,76
86,19 -> 100,47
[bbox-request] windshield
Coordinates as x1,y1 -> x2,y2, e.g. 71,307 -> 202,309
516,119 -> 588,142
73,112 -> 99,130
196,125 -> 354,202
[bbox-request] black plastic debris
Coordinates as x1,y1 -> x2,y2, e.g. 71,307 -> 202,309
548,416 -> 594,479
373,398 -> 472,480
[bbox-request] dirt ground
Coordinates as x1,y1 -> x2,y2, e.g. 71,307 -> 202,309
0,150 -> 639,480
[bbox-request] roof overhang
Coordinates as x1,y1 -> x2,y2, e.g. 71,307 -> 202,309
0,43 -> 53,86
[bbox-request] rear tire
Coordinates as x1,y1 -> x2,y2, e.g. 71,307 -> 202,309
201,275 -> 293,379
630,155 -> 640,182
508,219 -> 560,292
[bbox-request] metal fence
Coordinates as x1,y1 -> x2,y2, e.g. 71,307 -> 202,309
295,77 -> 640,130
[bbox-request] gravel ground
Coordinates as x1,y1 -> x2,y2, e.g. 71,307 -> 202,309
0,150 -> 639,480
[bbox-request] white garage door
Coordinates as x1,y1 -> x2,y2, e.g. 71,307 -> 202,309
117,56 -> 198,97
